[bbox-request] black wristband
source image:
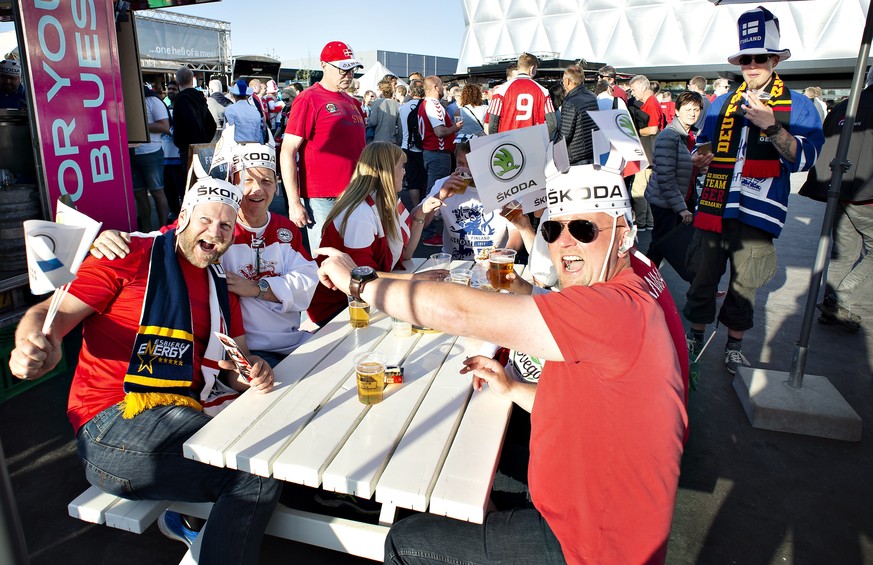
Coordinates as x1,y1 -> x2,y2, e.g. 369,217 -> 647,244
764,122 -> 782,137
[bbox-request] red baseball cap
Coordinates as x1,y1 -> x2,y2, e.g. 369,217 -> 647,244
320,41 -> 363,71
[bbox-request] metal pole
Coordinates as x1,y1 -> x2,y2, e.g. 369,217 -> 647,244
0,438 -> 30,565
788,7 -> 873,388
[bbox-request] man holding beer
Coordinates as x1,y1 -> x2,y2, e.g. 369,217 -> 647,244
316,165 -> 687,564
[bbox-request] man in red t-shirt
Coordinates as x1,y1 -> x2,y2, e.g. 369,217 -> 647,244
9,180 -> 281,563
629,74 -> 665,231
280,40 -> 366,252
487,52 -> 557,138
317,165 -> 687,565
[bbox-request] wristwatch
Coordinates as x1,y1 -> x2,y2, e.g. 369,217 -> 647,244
764,122 -> 783,138
349,266 -> 378,301
256,278 -> 270,299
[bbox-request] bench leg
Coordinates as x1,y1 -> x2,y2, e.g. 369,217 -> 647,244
378,502 -> 398,526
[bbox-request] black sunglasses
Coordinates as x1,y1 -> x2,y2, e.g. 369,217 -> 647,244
738,54 -> 772,66
327,62 -> 355,76
540,220 -> 617,244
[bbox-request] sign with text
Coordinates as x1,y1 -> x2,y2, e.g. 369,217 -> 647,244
588,109 -> 648,176
467,124 -> 549,214
18,0 -> 135,230
135,17 -> 221,63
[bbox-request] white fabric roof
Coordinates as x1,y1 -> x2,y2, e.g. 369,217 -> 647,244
356,61 -> 407,96
457,0 -> 869,76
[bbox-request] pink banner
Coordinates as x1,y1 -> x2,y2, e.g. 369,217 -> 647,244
18,0 -> 135,230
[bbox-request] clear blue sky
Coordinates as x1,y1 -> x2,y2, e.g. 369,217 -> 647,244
169,0 -> 467,60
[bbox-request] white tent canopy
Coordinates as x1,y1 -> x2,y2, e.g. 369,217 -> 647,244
356,61 -> 407,96
0,30 -> 18,59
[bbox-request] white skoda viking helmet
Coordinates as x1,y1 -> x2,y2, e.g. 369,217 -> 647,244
544,164 -> 635,283
176,175 -> 243,236
210,126 -> 277,181
546,164 -> 633,226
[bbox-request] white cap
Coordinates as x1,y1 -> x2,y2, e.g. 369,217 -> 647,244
546,165 -> 632,226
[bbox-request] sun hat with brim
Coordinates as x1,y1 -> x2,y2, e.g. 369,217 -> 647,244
320,41 -> 363,71
727,6 -> 791,65
229,79 -> 253,96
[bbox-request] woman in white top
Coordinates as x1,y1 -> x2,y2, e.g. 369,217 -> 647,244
595,79 -> 628,111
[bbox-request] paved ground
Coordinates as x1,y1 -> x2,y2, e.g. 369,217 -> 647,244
2,175 -> 872,564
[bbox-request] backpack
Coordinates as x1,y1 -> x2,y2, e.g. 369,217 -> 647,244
407,100 -> 423,150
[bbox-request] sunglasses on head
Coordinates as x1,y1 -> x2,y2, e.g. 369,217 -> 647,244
738,54 -> 772,66
540,219 -> 617,244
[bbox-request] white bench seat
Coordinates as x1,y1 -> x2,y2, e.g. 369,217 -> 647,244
69,487 -> 389,561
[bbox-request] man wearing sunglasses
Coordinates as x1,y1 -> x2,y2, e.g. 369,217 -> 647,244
686,6 -> 823,375
279,40 -> 366,253
316,165 -> 687,565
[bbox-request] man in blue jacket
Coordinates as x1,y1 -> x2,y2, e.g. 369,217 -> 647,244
686,6 -> 824,374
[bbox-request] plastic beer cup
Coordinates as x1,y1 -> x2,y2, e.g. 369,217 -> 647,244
488,248 -> 516,291
354,352 -> 385,405
348,296 -> 371,328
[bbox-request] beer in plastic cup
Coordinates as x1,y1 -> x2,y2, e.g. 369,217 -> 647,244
488,248 -> 516,291
500,201 -> 524,223
348,296 -> 371,328
354,352 -> 386,405
455,171 -> 473,194
429,252 -> 452,270
392,317 -> 413,337
448,268 -> 473,285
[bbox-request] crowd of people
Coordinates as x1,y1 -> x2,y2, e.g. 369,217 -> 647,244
11,4 -> 872,563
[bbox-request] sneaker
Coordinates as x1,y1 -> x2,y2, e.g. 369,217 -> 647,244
816,298 -> 861,332
724,347 -> 750,375
422,234 -> 443,247
157,510 -> 198,548
686,333 -> 704,360
314,492 -> 380,516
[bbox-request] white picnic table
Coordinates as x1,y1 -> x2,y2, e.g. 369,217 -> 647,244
182,258 -> 514,561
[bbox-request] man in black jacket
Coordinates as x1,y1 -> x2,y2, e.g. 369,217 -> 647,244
173,66 -> 216,169
799,69 -> 873,331
559,65 -> 599,164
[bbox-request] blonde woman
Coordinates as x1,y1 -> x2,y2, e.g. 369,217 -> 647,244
307,142 -> 444,325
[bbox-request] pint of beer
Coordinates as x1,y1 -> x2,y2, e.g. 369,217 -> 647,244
348,296 -> 371,328
488,248 -> 517,291
455,171 -> 472,194
354,352 -> 386,405
500,201 -> 523,223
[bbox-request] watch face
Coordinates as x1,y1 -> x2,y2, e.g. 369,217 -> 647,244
258,279 -> 270,291
352,266 -> 376,278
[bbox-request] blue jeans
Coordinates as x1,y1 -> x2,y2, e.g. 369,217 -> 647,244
422,150 -> 452,191
77,404 -> 281,565
827,201 -> 873,309
304,197 -> 337,253
131,148 -> 165,192
384,508 -> 566,565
